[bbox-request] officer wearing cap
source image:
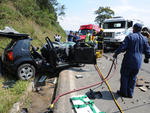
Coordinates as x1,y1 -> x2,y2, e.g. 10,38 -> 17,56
113,23 -> 150,98
67,30 -> 74,42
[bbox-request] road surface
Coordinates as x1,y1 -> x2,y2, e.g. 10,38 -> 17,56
54,53 -> 150,113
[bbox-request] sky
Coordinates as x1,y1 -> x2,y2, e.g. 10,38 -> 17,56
57,0 -> 150,31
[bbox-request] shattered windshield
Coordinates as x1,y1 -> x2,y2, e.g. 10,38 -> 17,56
103,21 -> 126,29
79,29 -> 93,35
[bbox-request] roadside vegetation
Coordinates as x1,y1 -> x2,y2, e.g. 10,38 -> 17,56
95,6 -> 114,25
0,79 -> 29,113
0,0 -> 66,112
0,0 -> 66,48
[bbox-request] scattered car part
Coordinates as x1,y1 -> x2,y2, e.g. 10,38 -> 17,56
139,86 -> 148,92
75,74 -> 83,79
86,89 -> 102,99
20,108 -> 28,113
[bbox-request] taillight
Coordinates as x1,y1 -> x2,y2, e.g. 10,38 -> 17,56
7,51 -> 14,61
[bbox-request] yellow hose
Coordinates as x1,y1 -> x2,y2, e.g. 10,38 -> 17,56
95,64 -> 124,113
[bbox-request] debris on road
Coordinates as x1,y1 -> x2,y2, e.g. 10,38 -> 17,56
75,74 -> 83,79
145,81 -> 150,89
145,81 -> 150,84
139,86 -> 147,92
136,76 -> 144,87
86,89 -> 102,99
20,108 -> 28,113
136,76 -> 150,91
146,84 -> 150,89
52,77 -> 57,84
2,80 -> 16,89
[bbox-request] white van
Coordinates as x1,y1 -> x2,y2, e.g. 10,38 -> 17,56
102,16 -> 143,49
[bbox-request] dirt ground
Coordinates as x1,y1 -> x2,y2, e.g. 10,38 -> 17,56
22,77 -> 57,113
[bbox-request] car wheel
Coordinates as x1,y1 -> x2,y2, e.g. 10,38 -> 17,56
17,63 -> 35,80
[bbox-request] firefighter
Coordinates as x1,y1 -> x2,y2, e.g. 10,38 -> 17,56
95,28 -> 104,50
91,30 -> 97,41
94,28 -> 104,58
85,30 -> 92,43
113,23 -> 150,98
84,30 -> 94,47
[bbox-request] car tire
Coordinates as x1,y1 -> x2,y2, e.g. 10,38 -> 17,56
17,63 -> 35,80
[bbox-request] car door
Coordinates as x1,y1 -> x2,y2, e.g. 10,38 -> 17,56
71,46 -> 97,64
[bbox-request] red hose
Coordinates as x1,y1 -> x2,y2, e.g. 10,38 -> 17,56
50,59 -> 117,108
52,81 -> 103,104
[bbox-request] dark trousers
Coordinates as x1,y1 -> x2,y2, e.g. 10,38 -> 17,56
120,66 -> 139,97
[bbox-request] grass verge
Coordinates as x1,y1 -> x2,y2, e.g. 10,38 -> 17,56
0,78 -> 29,113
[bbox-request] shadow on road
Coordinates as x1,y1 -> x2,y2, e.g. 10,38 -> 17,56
99,91 -> 119,100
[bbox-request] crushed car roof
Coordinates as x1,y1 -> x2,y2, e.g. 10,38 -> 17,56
0,26 -> 29,39
0,32 -> 29,39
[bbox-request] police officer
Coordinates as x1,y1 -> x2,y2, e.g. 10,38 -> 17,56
67,31 -> 74,42
113,23 -> 150,98
73,32 -> 80,42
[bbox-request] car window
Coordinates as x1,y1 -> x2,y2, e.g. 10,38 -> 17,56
5,40 -> 17,50
0,37 -> 13,53
15,39 -> 31,50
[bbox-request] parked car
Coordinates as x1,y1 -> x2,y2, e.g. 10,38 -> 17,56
0,32 -> 96,80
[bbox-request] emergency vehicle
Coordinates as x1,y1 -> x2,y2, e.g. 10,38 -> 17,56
102,16 -> 144,49
78,24 -> 101,40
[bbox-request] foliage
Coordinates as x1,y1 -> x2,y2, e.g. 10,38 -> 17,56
95,6 -> 115,24
0,4 -> 22,26
57,4 -> 65,17
14,0 -> 39,17
0,78 -> 29,113
13,0 -> 55,26
0,0 -> 66,51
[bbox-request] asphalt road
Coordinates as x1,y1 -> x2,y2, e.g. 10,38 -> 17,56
54,53 -> 150,113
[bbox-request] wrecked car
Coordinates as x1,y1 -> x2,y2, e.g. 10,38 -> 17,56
0,32 -> 96,80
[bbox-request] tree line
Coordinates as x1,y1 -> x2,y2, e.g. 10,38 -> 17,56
95,6 -> 115,25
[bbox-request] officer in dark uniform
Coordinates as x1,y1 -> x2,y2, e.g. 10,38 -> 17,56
113,23 -> 150,98
67,31 -> 74,42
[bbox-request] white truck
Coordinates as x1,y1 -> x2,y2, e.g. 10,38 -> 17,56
102,16 -> 144,49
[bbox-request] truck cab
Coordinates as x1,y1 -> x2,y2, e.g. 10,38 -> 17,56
102,17 -> 143,49
78,24 -> 101,40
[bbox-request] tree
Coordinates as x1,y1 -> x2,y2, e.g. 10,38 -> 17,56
95,6 -> 114,25
36,0 -> 65,21
36,0 -> 55,13
57,4 -> 65,17
49,0 -> 65,19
